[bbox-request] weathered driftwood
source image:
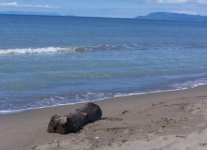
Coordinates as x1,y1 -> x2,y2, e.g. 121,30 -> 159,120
47,102 -> 102,134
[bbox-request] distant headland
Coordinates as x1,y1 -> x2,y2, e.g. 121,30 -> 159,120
1,11 -> 207,22
136,12 -> 207,22
0,11 -> 73,17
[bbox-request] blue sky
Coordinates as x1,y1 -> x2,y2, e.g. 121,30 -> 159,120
0,0 -> 207,18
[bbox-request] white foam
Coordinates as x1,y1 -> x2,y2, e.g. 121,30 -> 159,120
172,78 -> 207,89
0,47 -> 76,55
1,82 -> 207,115
0,44 -> 144,56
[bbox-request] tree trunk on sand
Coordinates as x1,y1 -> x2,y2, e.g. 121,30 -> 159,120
47,102 -> 102,134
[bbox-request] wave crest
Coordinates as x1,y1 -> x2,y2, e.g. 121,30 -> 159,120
0,44 -> 143,56
0,47 -> 76,55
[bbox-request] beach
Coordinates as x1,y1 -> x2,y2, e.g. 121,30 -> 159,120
0,11 -> 207,150
1,85 -> 207,150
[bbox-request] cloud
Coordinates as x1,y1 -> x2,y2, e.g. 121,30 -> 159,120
0,2 -> 17,6
0,2 -> 59,9
170,10 -> 198,15
147,0 -> 207,4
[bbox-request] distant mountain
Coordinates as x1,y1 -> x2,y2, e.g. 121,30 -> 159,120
136,12 -> 207,22
0,11 -> 62,16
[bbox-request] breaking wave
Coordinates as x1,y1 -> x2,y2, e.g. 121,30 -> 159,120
2,43 -> 205,56
172,78 -> 207,89
0,47 -> 75,55
0,44 -> 144,56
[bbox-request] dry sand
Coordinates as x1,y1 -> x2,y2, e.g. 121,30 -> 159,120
1,86 -> 207,150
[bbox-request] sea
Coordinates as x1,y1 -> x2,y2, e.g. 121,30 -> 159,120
0,14 -> 207,114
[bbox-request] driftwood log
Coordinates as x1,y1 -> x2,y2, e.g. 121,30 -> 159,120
47,102 -> 102,134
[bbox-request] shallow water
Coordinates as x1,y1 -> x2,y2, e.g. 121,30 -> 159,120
0,14 -> 207,113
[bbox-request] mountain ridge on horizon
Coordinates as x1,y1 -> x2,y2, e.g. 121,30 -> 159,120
136,12 -> 207,22
0,11 -> 73,17
1,11 -> 207,21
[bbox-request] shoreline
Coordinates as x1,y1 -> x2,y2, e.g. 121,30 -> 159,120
1,85 -> 207,150
0,85 -> 205,116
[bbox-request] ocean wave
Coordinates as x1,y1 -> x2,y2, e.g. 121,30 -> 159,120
1,43 -> 205,56
0,47 -> 75,55
2,78 -> 207,115
172,78 -> 207,89
0,44 -> 144,55
1,81 -> 207,115
0,92 -> 114,115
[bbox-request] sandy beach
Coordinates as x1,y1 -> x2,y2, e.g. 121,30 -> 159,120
1,86 -> 207,150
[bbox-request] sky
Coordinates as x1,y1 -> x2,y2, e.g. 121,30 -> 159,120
0,0 -> 207,18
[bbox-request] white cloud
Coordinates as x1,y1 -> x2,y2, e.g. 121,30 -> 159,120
148,0 -> 207,4
0,2 -> 59,9
170,10 -> 198,15
0,2 -> 17,6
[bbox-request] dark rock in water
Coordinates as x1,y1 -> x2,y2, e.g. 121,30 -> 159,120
47,103 -> 102,134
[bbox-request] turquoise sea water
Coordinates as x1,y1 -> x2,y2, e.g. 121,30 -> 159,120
0,14 -> 207,113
